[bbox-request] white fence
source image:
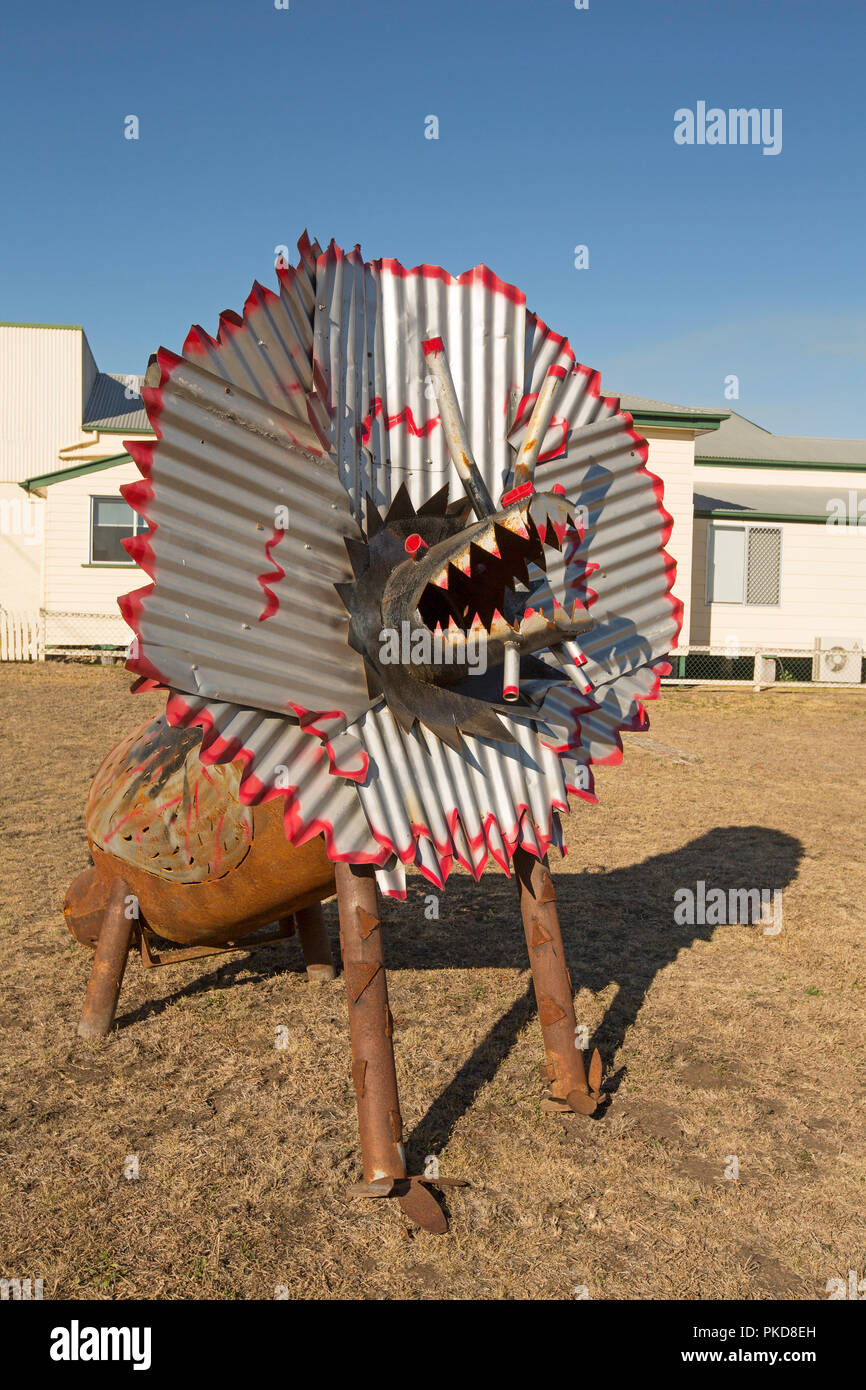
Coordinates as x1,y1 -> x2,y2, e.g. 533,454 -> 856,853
665,644 -> 865,687
0,609 -> 44,661
40,608 -> 131,654
0,608 -> 128,661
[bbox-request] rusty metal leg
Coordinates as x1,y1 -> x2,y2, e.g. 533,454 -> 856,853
336,862 -> 406,1184
77,879 -> 135,1040
335,862 -> 465,1231
514,847 -> 604,1116
294,902 -> 335,983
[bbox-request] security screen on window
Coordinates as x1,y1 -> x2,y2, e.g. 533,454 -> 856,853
90,496 -> 143,564
707,522 -> 782,605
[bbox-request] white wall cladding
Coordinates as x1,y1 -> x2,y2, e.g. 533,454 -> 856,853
0,484 -> 44,612
81,334 -> 99,417
0,319 -> 155,645
690,515 -> 866,648
42,460 -> 141,646
0,326 -> 90,484
642,430 -> 695,645
695,463 -> 865,493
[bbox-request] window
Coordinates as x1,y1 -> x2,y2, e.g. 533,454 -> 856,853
90,496 -> 146,565
744,526 -> 782,605
706,523 -> 782,606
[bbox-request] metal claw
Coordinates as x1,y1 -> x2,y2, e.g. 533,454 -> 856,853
540,1095 -> 576,1114
346,1177 -> 396,1198
540,1088 -> 605,1116
539,1049 -> 607,1118
397,1181 -> 448,1233
566,1089 -> 601,1116
588,1047 -> 603,1093
347,1173 -> 470,1233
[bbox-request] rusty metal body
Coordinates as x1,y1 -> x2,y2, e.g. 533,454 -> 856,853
64,713 -> 335,951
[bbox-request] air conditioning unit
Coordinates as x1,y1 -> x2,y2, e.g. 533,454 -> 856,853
812,637 -> 863,684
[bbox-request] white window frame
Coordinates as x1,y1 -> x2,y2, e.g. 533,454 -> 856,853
705,520 -> 783,607
89,495 -> 146,566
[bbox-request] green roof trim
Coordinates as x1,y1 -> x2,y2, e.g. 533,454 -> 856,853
19,453 -> 133,493
81,424 -> 155,435
90,412 -> 719,436
695,507 -> 831,525
696,455 -> 866,473
630,408 -> 728,432
0,320 -> 84,330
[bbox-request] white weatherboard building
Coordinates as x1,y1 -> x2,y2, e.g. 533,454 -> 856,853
689,411 -> 866,683
2,322 -> 864,684
0,322 -> 150,655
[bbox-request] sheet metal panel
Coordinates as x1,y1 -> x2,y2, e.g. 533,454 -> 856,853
313,246 -> 526,518
123,237 -> 372,723
353,703 -> 570,889
124,404 -> 370,716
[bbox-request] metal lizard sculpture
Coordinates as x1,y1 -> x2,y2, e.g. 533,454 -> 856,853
65,235 -> 681,1231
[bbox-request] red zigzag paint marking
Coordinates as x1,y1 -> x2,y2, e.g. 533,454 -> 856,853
360,398 -> 441,446
257,528 -> 288,622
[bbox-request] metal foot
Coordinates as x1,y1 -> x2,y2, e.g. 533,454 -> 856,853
294,902 -> 335,983
514,847 -> 606,1116
347,1175 -> 470,1234
540,1048 -> 606,1114
77,878 -> 134,1040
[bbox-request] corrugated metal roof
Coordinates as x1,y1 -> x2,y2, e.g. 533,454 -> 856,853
122,233 -> 680,898
83,371 -> 150,432
694,482 -> 851,517
617,392 -> 723,417
696,410 -> 866,465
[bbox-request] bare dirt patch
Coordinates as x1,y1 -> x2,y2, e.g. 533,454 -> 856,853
0,665 -> 864,1300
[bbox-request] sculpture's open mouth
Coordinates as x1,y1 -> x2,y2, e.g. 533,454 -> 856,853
335,482 -> 594,741
409,492 -> 593,657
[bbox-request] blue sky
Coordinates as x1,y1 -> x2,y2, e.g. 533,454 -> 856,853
1,0 -> 863,436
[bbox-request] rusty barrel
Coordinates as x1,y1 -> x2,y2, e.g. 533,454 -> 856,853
64,714 -> 335,948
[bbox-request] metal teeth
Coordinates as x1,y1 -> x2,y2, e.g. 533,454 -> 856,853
421,515 -> 565,636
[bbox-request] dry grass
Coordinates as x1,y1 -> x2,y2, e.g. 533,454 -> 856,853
0,663 -> 864,1300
